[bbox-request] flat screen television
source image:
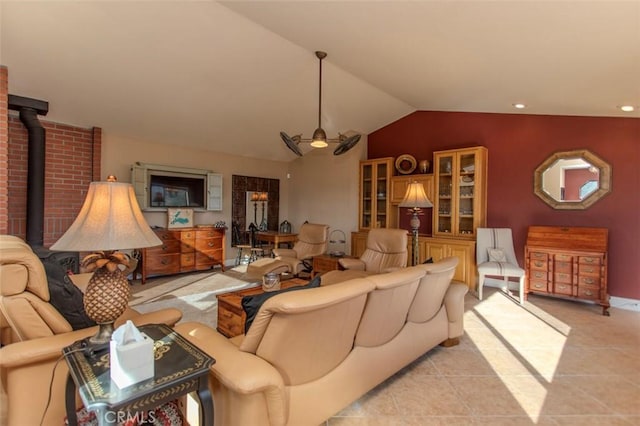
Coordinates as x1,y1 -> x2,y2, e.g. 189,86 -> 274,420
148,171 -> 206,208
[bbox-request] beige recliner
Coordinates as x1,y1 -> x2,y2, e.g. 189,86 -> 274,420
339,228 -> 408,274
0,235 -> 183,426
273,223 -> 329,275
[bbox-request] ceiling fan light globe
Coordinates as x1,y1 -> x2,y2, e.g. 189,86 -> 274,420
310,127 -> 328,148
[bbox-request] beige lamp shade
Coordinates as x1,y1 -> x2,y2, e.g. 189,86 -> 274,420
50,181 -> 161,251
399,181 -> 433,209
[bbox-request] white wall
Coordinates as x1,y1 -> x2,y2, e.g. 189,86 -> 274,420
101,131 -> 365,262
286,137 -> 367,254
101,131 -> 290,263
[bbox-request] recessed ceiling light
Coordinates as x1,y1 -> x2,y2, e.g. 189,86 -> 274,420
619,105 -> 635,112
513,103 -> 526,109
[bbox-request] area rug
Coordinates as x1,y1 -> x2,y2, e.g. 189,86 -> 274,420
131,266 -> 259,329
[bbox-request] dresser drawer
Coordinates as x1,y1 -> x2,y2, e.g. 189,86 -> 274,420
577,285 -> 600,301
196,228 -> 223,239
145,253 -> 180,275
529,270 -> 548,281
180,253 -> 195,271
195,237 -> 222,252
578,275 -> 600,286
529,259 -> 548,271
554,254 -> 573,263
529,280 -> 549,293
554,272 -> 573,284
155,230 -> 179,243
529,251 -> 548,261
146,240 -> 181,255
554,261 -> 573,274
553,282 -> 574,296
179,229 -> 196,242
195,250 -> 223,269
579,264 -> 599,276
579,256 -> 602,266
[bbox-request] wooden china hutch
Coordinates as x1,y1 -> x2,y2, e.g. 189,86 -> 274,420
352,147 -> 488,290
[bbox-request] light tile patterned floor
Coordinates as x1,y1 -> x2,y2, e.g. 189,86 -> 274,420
327,288 -> 640,425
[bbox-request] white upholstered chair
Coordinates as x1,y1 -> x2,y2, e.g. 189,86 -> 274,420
476,228 -> 525,304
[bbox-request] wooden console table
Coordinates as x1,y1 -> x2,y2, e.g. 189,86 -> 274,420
217,278 -> 307,337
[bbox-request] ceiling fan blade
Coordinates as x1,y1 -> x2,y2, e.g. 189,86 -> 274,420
280,132 -> 303,156
333,134 -> 361,156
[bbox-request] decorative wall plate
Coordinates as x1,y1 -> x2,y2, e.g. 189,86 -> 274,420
395,154 -> 417,174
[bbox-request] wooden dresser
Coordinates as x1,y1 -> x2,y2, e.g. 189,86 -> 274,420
141,227 -> 225,284
525,226 -> 609,315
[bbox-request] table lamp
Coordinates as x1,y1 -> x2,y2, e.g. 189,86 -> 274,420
399,181 -> 433,266
50,176 -> 161,344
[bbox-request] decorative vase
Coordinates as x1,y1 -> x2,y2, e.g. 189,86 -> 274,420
419,160 -> 430,174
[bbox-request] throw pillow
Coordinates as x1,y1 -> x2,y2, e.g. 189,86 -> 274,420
488,248 -> 506,263
241,275 -> 321,334
43,259 -> 96,330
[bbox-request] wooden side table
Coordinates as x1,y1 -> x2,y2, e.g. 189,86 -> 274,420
63,324 -> 214,426
312,254 -> 351,277
255,231 -> 298,249
217,278 -> 308,338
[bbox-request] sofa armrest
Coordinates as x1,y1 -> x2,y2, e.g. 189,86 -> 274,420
272,248 -> 297,258
444,282 -> 468,339
338,258 -> 366,271
0,310 -> 184,426
175,322 -> 287,425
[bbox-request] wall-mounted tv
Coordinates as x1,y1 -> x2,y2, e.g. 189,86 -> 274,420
148,171 -> 205,208
131,162 -> 223,211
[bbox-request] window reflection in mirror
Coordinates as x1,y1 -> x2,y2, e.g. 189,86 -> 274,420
542,158 -> 599,201
534,149 -> 611,210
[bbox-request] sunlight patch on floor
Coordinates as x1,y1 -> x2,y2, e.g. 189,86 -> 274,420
465,291 -> 572,421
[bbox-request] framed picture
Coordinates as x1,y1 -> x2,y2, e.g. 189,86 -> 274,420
167,208 -> 194,229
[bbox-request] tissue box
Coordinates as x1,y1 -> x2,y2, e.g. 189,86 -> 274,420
110,332 -> 154,388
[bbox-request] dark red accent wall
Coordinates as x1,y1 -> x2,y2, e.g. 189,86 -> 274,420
369,111 -> 640,299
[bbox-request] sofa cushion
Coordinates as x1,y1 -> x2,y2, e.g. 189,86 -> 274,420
241,275 -> 321,333
43,260 -> 96,330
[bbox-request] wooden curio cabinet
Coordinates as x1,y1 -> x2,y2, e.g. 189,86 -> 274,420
433,147 -> 487,239
359,158 -> 395,230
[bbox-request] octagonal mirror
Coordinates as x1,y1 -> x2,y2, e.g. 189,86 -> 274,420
534,149 -> 611,210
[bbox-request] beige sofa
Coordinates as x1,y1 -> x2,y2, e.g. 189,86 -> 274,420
176,256 -> 467,425
0,236 -> 183,426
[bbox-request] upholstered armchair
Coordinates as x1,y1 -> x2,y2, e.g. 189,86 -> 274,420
339,228 -> 408,274
0,235 -> 183,426
273,223 -> 329,275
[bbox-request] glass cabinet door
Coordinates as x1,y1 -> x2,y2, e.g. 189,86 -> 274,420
360,163 -> 373,229
436,154 -> 454,234
359,158 -> 394,230
375,162 -> 388,228
457,152 -> 476,236
433,147 -> 487,239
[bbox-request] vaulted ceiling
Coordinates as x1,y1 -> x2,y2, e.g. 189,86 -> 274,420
2,1 -> 638,162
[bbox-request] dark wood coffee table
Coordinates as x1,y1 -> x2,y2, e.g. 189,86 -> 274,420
216,278 -> 308,338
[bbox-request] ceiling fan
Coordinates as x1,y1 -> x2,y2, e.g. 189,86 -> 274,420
280,51 -> 361,156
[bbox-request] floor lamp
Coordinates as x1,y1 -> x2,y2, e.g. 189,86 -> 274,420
399,181 -> 433,266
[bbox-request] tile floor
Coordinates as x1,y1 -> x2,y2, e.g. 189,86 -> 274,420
327,288 -> 640,425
